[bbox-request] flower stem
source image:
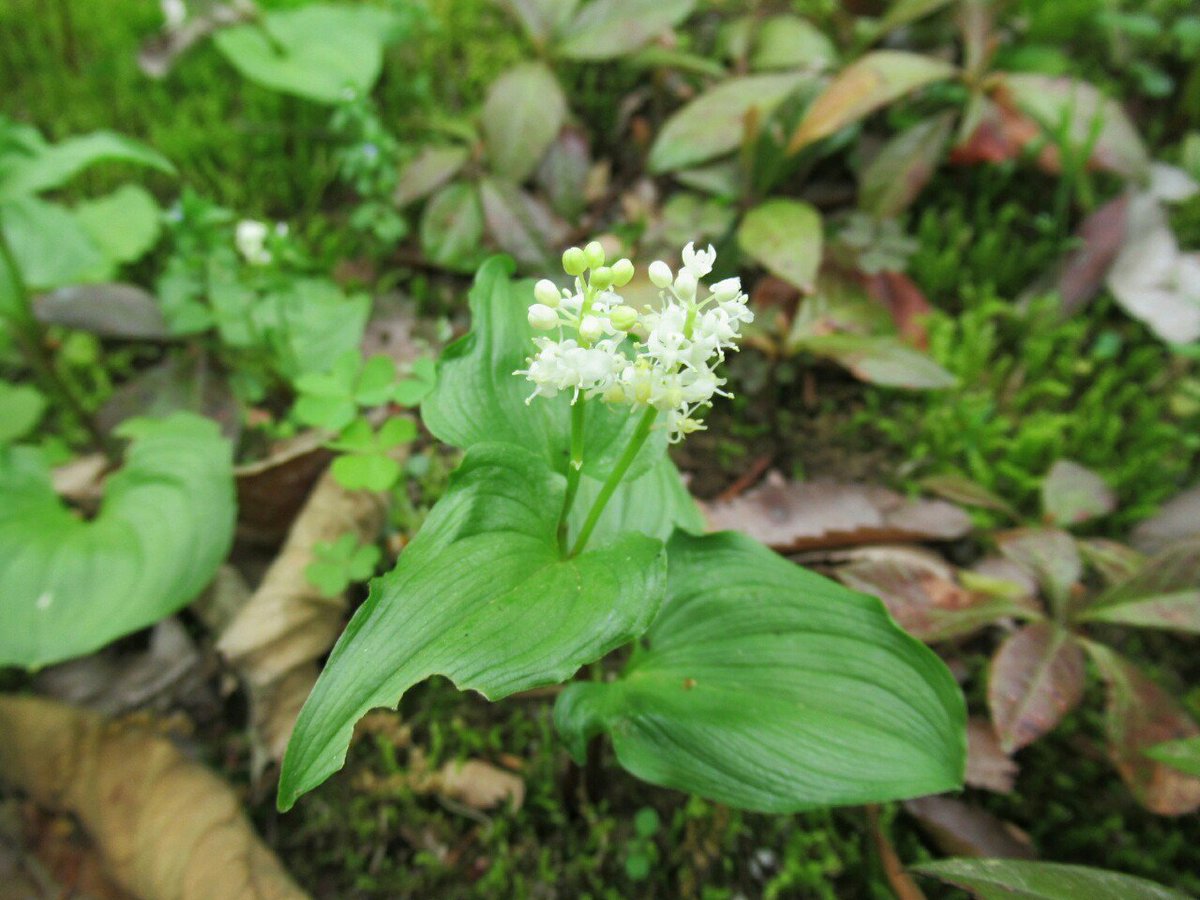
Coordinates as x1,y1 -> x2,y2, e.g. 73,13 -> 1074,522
569,405 -> 657,558
557,398 -> 587,554
0,227 -> 114,459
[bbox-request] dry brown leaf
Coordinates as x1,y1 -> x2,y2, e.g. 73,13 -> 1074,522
0,695 -> 308,900
861,270 -> 934,347
966,717 -> 1019,793
904,795 -> 1036,860
218,470 -> 388,773
234,432 -> 333,546
700,471 -> 972,551
437,760 -> 526,811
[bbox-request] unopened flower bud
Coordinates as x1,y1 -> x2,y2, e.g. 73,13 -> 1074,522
528,304 -> 559,330
711,277 -> 742,303
611,258 -> 634,287
534,278 -> 561,307
562,247 -> 587,276
674,270 -> 697,299
648,261 -> 673,288
583,240 -> 605,269
579,315 -> 604,343
609,305 -> 638,331
590,265 -> 614,289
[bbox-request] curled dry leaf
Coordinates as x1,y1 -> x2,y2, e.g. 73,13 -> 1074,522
1041,459 -> 1116,527
0,695 -> 307,900
700,471 -> 972,552
218,470 -> 388,774
1086,643 -> 1200,816
903,795 -> 1036,860
833,545 -> 1033,643
988,623 -> 1086,754
966,717 -> 1019,793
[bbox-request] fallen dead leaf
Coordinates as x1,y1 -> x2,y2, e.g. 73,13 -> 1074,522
700,471 -> 972,551
234,431 -> 333,546
865,805 -> 927,900
217,470 -> 388,775
437,760 -> 526,812
0,695 -> 308,900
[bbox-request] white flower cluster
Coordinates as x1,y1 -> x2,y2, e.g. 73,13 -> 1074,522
516,240 -> 752,443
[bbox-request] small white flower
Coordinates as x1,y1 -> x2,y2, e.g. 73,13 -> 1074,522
579,315 -> 605,343
673,270 -> 697,300
681,242 -> 716,278
534,279 -> 561,308
648,260 -> 673,289
710,277 -> 742,303
235,219 -> 271,266
528,303 -> 559,330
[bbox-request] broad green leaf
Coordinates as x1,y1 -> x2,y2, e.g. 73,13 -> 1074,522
555,530 -> 966,812
648,73 -> 813,173
420,182 -> 485,272
331,452 -> 400,492
256,279 -> 370,381
558,0 -> 695,60
0,413 -> 235,668
0,131 -> 173,200
567,453 -> 704,547
1087,642 -> 1200,815
278,442 -> 667,809
354,356 -> 398,406
213,5 -> 399,103
1041,459 -> 1116,526
794,334 -> 958,389
1146,736 -> 1200,778
737,199 -> 823,291
912,858 -> 1190,900
1077,539 -> 1200,633
393,146 -> 470,208
1,196 -> 110,290
750,16 -> 837,72
0,383 -> 45,444
988,622 -> 1085,753
481,63 -> 566,182
1001,74 -> 1149,178
860,112 -> 955,218
420,257 -> 666,480
74,184 -> 162,265
788,51 -> 957,153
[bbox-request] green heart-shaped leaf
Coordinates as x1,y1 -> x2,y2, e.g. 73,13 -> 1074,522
556,529 -> 965,812
0,413 -> 235,668
278,442 -> 667,809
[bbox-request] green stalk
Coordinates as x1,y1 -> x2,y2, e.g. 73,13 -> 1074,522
569,406 -> 657,558
0,225 -> 113,458
557,398 -> 587,554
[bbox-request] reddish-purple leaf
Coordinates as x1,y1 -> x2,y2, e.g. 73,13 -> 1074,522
1131,485 -> 1200,554
1087,643 -> 1200,816
904,795 -> 1036,860
988,622 -> 1086,753
1041,459 -> 1116,526
1053,194 -> 1129,315
996,528 -> 1082,619
1077,539 -> 1200,634
834,546 -> 1034,643
966,717 -> 1019,793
